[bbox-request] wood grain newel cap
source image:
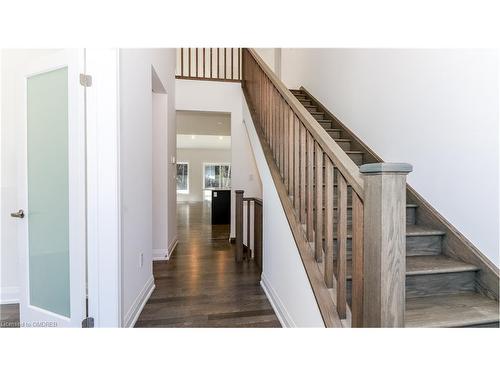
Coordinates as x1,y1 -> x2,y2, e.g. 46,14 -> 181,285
359,163 -> 413,174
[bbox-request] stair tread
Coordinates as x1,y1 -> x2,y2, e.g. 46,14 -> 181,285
405,255 -> 479,275
312,203 -> 418,210
338,255 -> 477,280
405,292 -> 500,327
406,224 -> 445,237
325,224 -> 443,240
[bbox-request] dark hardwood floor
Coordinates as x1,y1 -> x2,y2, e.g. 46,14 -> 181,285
135,201 -> 281,328
0,303 -> 20,328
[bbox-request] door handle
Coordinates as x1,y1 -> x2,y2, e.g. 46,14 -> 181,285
10,209 -> 24,219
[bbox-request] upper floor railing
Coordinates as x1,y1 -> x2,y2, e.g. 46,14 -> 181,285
176,48 -> 242,82
241,48 -> 412,327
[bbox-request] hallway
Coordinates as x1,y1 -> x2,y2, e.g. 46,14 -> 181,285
135,202 -> 281,327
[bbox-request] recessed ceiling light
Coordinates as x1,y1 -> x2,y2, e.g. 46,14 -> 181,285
191,135 -> 196,139
218,136 -> 223,140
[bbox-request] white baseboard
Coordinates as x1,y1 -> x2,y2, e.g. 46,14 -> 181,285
153,236 -> 178,261
260,274 -> 295,328
123,276 -> 155,328
152,248 -> 168,260
0,287 -> 19,304
167,237 -> 178,259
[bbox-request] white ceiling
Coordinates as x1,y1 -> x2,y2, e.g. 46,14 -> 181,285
177,134 -> 231,149
176,110 -> 230,136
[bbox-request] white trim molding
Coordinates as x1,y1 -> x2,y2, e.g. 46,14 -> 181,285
152,248 -> 168,261
0,287 -> 19,304
153,236 -> 178,261
260,274 -> 295,328
123,275 -> 155,328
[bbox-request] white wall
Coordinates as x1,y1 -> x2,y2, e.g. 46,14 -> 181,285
0,49 -> 58,304
281,49 -> 500,266
119,49 -> 177,326
177,148 -> 231,202
176,80 -> 261,238
255,49 -> 275,73
242,94 -> 324,327
152,92 -> 170,260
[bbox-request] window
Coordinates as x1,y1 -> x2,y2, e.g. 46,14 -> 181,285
176,162 -> 189,194
203,163 -> 231,189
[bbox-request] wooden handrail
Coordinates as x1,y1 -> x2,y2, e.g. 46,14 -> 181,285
245,48 -> 364,197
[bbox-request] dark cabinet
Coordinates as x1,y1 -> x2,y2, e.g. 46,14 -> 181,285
211,189 -> 231,225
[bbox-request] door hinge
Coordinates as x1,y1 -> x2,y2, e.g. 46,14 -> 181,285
79,73 -> 93,87
81,317 -> 95,328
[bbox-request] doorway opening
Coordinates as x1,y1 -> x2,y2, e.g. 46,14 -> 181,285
175,110 -> 233,242
135,109 -> 279,327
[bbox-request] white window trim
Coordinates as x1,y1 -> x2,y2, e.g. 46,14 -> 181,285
176,161 -> 189,194
202,162 -> 231,190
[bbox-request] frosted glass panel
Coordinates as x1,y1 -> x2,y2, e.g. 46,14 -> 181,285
27,67 -> 70,318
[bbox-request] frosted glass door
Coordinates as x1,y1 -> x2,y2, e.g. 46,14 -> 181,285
18,50 -> 86,328
27,67 -> 71,317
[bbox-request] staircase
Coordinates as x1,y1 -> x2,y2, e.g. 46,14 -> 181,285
242,47 -> 499,327
290,88 -> 499,328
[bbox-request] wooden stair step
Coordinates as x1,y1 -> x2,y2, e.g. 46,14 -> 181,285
299,100 -> 313,106
307,109 -> 324,115
322,126 -> 338,133
404,292 -> 500,328
325,224 -> 444,240
318,119 -> 333,124
293,94 -> 308,100
354,254 -> 475,276
303,104 -> 317,110
311,224 -> 444,255
309,150 -> 363,166
341,255 -> 476,279
310,204 -> 417,225
406,224 -> 445,237
338,255 -> 478,299
405,255 -> 479,275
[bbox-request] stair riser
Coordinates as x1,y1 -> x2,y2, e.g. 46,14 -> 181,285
303,139 -> 351,151
406,235 -> 442,256
304,105 -> 317,111
405,271 -> 477,298
346,271 -> 476,302
348,153 -> 363,165
311,113 -> 325,120
309,153 -> 363,166
335,140 -> 351,151
326,129 -> 341,137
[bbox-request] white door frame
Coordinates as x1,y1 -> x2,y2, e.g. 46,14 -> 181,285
85,49 -> 122,327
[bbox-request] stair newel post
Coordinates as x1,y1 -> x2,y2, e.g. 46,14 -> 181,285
235,190 -> 245,262
360,163 -> 413,327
